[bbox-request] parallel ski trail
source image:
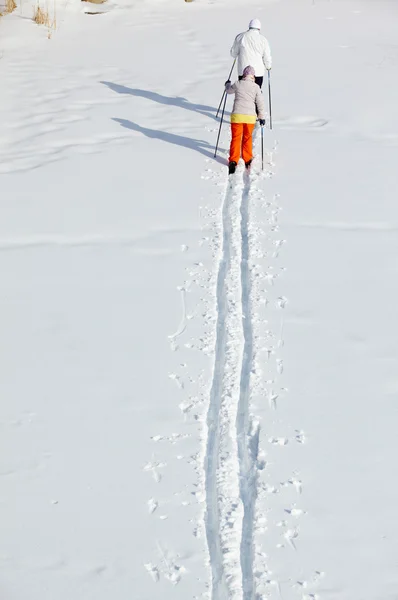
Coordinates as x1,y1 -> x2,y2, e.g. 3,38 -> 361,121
205,131 -> 264,600
204,177 -> 237,600
237,171 -> 258,600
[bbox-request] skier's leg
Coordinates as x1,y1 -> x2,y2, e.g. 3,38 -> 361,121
229,123 -> 244,164
242,123 -> 255,164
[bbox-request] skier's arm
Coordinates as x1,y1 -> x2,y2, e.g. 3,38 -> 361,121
262,38 -> 272,70
255,88 -> 266,120
225,81 -> 237,95
230,34 -> 240,59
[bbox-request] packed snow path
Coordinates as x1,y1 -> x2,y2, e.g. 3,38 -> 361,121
237,170 -> 259,600
205,134 -> 279,600
204,169 -> 235,600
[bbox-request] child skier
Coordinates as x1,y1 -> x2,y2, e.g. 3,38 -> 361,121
225,65 -> 266,174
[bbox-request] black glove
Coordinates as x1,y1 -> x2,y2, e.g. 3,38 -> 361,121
225,79 -> 231,86
259,119 -> 266,127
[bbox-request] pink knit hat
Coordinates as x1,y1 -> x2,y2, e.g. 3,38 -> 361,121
242,65 -> 255,78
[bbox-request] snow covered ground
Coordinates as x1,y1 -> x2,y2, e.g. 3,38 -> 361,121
1,0 -> 398,599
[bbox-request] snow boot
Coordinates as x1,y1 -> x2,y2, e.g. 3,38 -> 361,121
245,159 -> 253,169
228,161 -> 237,175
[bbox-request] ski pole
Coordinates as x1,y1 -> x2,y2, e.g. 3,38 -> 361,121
268,70 -> 273,130
261,124 -> 264,170
214,91 -> 227,158
216,59 -> 236,119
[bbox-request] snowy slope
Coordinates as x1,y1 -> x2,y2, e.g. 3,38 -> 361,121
1,1 -> 398,599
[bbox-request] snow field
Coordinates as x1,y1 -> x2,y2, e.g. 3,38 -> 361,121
2,1 -> 398,599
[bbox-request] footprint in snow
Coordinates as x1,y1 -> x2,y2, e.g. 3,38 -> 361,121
269,437 -> 288,446
151,433 -> 190,444
144,563 -> 160,582
165,563 -> 186,585
285,505 -> 305,517
147,498 -> 158,514
169,373 -> 184,390
284,528 -> 299,550
143,461 -> 166,483
287,477 -> 303,494
268,392 -> 278,410
156,543 -> 186,586
277,296 -> 288,309
262,484 -> 279,495
295,430 -> 307,444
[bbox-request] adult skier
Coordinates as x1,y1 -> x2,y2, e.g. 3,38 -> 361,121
230,18 -> 272,89
225,65 -> 266,174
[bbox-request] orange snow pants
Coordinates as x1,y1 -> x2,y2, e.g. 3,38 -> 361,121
229,123 -> 255,164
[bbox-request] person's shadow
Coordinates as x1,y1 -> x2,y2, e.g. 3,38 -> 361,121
101,81 -> 227,121
112,118 -> 226,162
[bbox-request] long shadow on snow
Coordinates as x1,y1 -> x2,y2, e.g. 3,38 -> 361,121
101,81 -> 226,121
112,118 -> 225,162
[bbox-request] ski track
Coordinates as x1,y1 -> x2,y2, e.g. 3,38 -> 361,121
204,169 -> 244,600
205,129 -> 268,600
237,170 -> 259,600
204,171 -> 231,600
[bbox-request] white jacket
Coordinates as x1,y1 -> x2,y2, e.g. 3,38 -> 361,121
230,29 -> 272,77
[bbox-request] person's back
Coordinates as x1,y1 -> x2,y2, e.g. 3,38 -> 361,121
226,78 -> 265,123
231,19 -> 272,86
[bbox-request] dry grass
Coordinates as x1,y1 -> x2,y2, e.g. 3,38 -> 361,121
33,4 -> 48,24
81,0 -> 107,4
33,2 -> 56,34
7,0 -> 17,12
2,0 -> 17,13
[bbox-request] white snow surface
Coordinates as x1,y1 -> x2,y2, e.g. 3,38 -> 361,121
1,0 -> 398,599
